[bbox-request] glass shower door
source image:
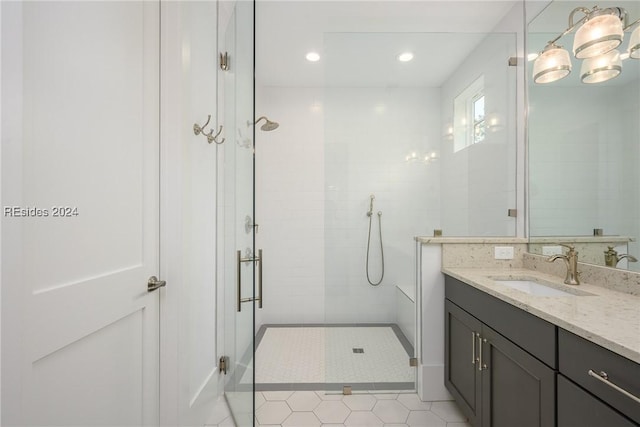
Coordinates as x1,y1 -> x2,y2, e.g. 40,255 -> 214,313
221,1 -> 256,425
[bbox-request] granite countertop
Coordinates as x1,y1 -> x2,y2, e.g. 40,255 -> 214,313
415,236 -> 528,244
529,235 -> 634,243
442,267 -> 640,364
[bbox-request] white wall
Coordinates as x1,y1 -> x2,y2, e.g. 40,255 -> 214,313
178,1 -> 220,421
255,86 -> 440,326
440,32 -> 518,236
159,2 -> 225,425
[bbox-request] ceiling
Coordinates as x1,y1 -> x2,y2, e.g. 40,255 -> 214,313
255,1 -> 520,87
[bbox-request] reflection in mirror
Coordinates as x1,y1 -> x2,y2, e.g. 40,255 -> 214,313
527,1 -> 640,271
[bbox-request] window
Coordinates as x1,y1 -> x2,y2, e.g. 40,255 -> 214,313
453,75 -> 485,152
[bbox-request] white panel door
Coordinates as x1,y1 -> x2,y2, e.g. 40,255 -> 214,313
1,1 -> 160,425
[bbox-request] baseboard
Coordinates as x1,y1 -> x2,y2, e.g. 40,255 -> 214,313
418,364 -> 453,401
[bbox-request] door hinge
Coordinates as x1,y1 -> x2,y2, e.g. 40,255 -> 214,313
507,209 -> 517,218
409,357 -> 418,367
220,52 -> 229,71
219,356 -> 228,375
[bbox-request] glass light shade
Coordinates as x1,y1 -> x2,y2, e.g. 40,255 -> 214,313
573,13 -> 624,59
533,46 -> 572,84
629,26 -> 640,59
581,49 -> 622,83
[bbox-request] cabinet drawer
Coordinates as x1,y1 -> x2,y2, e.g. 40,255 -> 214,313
559,329 -> 640,423
558,375 -> 638,427
445,275 -> 556,368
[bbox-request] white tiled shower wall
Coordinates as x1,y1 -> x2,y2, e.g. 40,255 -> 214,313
255,86 -> 440,327
255,88 -> 326,326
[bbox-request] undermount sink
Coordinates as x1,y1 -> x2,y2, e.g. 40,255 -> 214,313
490,277 -> 593,297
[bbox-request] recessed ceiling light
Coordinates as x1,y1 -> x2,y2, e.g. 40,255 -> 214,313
306,52 -> 320,62
397,52 -> 414,62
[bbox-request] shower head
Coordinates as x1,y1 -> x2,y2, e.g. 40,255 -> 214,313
251,116 -> 280,131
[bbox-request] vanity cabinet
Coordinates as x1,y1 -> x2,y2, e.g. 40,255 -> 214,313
558,329 -> 640,426
445,274 -> 640,427
445,276 -> 556,427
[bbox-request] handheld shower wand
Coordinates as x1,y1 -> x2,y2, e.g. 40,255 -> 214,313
365,194 -> 384,286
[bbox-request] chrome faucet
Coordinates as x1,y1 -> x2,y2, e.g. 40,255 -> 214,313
604,246 -> 638,267
547,244 -> 580,285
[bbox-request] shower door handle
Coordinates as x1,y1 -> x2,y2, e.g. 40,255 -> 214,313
257,249 -> 263,309
236,249 -> 263,312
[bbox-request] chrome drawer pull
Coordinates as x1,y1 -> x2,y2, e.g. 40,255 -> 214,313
588,369 -> 640,404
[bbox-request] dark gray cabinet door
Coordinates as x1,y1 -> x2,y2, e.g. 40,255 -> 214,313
481,325 -> 555,427
558,375 -> 638,427
445,300 -> 482,426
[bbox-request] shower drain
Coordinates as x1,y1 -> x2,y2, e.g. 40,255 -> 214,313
352,348 -> 364,354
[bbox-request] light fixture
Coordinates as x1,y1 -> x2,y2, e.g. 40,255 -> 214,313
305,52 -> 320,62
573,9 -> 624,59
581,49 -> 622,83
397,52 -> 414,62
531,6 -> 640,85
533,44 -> 572,84
629,25 -> 640,59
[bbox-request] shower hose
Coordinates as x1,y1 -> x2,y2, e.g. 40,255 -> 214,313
366,209 -> 385,286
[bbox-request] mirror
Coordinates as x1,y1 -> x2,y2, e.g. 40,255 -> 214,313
527,0 -> 640,271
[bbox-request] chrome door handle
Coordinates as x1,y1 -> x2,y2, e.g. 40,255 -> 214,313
478,335 -> 487,371
257,249 -> 263,309
147,276 -> 166,292
236,249 -> 263,312
472,331 -> 477,365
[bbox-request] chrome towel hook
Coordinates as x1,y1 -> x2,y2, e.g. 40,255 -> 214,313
193,114 -> 211,136
193,115 -> 225,145
205,125 -> 225,145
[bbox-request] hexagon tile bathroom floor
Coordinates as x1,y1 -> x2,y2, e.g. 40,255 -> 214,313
205,391 -> 471,427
